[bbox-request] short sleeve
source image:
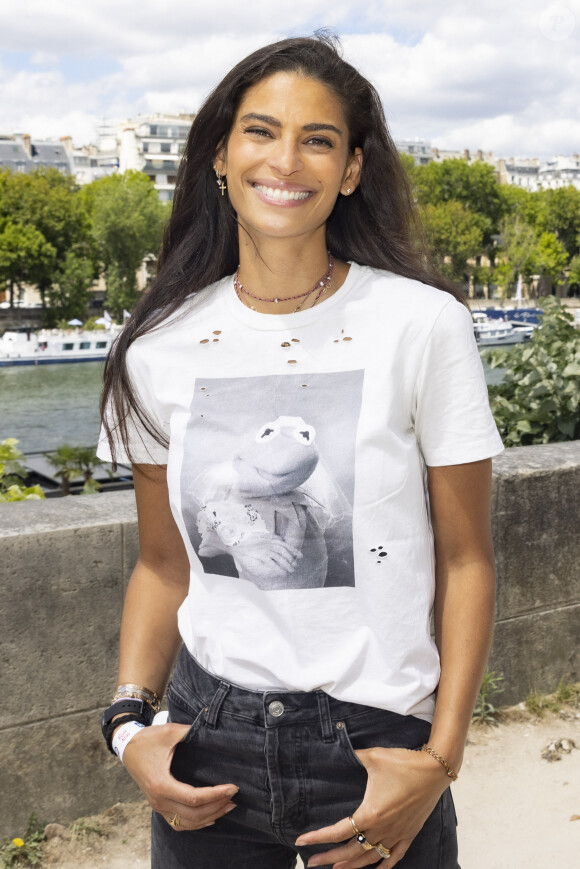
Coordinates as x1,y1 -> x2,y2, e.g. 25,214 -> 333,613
96,343 -> 170,465
413,299 -> 504,466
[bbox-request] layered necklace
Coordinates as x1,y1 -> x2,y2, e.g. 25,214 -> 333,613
234,254 -> 334,313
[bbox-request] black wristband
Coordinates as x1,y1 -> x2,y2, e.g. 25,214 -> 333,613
101,698 -> 155,755
102,713 -> 148,755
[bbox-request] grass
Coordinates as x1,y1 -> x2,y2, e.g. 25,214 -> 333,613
472,669 -> 505,725
525,678 -> 580,717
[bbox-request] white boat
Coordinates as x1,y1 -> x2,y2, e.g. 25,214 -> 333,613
472,313 -> 533,347
0,327 -> 119,366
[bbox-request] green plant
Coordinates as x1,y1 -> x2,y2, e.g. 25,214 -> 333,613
45,444 -> 102,496
70,818 -> 105,838
473,669 -> 504,724
0,439 -> 45,503
485,297 -> 580,445
0,815 -> 45,867
526,678 -> 580,716
82,315 -> 106,331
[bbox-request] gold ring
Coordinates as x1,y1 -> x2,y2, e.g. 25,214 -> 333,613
375,842 -> 392,858
348,815 -> 360,836
169,814 -> 180,829
355,832 -> 375,852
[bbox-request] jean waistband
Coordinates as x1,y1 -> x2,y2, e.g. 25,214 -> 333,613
171,647 -> 395,741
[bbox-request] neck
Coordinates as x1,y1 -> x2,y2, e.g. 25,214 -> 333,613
235,230 -> 347,314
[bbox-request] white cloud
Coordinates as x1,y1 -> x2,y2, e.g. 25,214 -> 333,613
0,0 -> 578,156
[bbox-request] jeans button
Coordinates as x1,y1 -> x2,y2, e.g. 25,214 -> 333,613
268,700 -> 285,717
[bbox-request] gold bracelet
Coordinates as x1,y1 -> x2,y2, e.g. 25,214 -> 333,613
113,684 -> 161,714
421,745 -> 458,781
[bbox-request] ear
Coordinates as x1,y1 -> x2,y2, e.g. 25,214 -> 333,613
214,143 -> 227,176
340,147 -> 363,196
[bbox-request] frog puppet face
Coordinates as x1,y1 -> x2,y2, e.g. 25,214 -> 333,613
232,416 -> 319,498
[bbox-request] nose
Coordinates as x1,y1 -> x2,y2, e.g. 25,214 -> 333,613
268,135 -> 303,176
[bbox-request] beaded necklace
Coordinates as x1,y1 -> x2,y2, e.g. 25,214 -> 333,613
234,255 -> 334,310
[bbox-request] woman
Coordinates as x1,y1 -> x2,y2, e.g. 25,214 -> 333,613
98,34 -> 503,868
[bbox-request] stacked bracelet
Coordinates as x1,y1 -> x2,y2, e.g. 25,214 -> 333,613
421,745 -> 458,781
112,684 -> 161,714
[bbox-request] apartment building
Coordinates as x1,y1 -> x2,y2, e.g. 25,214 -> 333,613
118,114 -> 195,202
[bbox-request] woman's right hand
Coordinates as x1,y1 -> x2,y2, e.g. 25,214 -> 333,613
121,723 -> 239,831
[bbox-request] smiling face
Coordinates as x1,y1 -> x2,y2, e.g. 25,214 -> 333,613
214,72 -> 362,245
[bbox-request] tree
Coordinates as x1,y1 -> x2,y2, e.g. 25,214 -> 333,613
0,221 -> 56,307
414,158 -> 503,249
421,200 -> 485,282
46,249 -> 95,325
537,186 -> 580,258
533,231 -> 569,295
493,216 -> 540,297
0,168 -> 93,305
86,171 -> 167,319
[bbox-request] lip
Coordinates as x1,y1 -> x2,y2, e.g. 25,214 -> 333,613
249,179 -> 315,207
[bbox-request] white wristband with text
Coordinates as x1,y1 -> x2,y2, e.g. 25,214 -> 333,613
112,720 -> 145,762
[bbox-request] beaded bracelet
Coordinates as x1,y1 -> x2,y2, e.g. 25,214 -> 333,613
421,745 -> 458,781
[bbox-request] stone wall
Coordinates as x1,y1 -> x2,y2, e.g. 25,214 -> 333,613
1,441 -> 579,836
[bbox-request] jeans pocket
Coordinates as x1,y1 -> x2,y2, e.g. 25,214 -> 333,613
336,721 -> 368,771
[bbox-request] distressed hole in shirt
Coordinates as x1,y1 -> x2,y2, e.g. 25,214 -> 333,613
292,338 -> 300,343
200,339 -> 210,344
343,336 -> 352,341
281,342 -> 291,348
213,330 -> 222,335
288,360 -> 297,364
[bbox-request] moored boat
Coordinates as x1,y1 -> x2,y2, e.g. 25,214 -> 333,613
472,312 -> 534,347
0,327 -> 119,366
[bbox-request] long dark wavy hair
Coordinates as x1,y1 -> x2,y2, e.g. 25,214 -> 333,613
101,32 -> 464,463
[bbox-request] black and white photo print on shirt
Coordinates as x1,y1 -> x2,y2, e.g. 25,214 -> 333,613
179,371 -> 364,590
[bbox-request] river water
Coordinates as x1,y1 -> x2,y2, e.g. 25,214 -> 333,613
0,355 -> 505,455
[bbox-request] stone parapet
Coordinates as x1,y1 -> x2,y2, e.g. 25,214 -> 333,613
1,443 -> 579,834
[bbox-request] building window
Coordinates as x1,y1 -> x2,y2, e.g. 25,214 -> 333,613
62,343 -> 75,350
161,142 -> 170,153
79,341 -> 91,349
96,341 -> 107,349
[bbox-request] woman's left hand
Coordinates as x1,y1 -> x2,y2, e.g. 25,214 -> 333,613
295,746 -> 451,867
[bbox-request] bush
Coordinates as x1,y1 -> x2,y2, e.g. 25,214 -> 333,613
0,439 -> 44,503
485,297 -> 580,445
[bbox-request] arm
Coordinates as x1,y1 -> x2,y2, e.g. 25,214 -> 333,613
297,459 -> 495,867
112,464 -> 239,829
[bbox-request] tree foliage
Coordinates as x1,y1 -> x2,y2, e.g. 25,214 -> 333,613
46,250 -> 95,325
485,298 -> 580,445
85,171 -> 167,318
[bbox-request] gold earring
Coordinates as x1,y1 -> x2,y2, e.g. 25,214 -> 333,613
215,169 -> 226,196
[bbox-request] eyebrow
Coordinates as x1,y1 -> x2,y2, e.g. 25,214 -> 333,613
239,113 -> 343,137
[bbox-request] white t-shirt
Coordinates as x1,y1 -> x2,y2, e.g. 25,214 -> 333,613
98,263 -> 504,720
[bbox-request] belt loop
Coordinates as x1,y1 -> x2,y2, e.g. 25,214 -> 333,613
316,692 -> 334,743
205,681 -> 230,728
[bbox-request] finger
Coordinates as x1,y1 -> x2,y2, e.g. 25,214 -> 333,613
296,816 -> 353,846
169,781 -> 239,810
163,799 -> 238,831
306,840 -> 377,868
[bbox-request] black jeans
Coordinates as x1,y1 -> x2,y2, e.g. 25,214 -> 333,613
151,647 -> 459,868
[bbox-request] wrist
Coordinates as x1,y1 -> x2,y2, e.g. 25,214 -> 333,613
111,720 -> 146,762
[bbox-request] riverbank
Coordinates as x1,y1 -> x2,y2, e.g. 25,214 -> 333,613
30,707 -> 579,869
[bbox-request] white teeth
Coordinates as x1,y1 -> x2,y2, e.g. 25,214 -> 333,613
254,185 -> 311,201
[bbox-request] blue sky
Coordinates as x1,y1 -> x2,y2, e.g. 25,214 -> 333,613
0,0 -> 578,157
